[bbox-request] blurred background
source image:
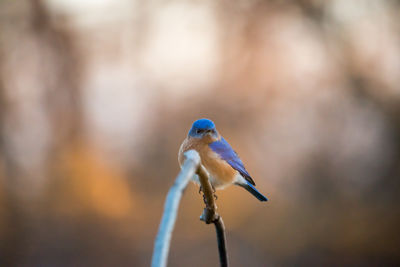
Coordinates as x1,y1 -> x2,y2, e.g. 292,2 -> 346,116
0,0 -> 400,266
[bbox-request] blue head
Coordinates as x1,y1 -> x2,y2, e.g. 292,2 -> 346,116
189,118 -> 218,139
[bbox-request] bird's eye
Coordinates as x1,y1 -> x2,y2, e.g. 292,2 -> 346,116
196,129 -> 203,134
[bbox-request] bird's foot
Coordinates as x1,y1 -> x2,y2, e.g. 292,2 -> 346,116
199,185 -> 217,201
211,185 -> 218,199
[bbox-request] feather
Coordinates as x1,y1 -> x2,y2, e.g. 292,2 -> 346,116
235,181 -> 268,201
209,137 -> 255,186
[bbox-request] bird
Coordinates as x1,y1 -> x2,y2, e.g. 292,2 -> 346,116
178,118 -> 268,201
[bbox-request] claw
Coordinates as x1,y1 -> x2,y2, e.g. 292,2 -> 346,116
199,185 -> 218,203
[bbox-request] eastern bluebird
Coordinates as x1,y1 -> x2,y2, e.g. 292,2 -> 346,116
178,118 -> 268,201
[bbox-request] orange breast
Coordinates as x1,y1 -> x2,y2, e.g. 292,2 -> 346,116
179,137 -> 237,188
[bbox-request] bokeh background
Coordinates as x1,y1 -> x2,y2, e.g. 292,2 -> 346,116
1,0 -> 400,266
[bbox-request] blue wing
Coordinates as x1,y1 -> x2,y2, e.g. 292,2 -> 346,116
209,137 -> 255,185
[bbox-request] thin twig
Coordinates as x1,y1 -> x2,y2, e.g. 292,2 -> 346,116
197,165 -> 218,223
151,150 -> 201,267
214,217 -> 228,267
151,149 -> 229,267
197,165 -> 229,267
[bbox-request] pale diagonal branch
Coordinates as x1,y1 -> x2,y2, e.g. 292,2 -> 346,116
151,150 -> 201,267
152,149 -> 229,267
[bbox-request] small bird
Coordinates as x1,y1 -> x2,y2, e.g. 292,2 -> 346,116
178,118 -> 268,201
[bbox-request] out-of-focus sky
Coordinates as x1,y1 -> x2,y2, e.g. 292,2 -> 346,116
0,0 -> 399,266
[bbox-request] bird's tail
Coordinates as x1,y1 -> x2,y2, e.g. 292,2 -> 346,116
236,182 -> 268,202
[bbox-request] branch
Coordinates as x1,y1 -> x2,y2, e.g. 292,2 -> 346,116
214,216 -> 228,267
197,166 -> 229,267
151,150 -> 201,267
151,149 -> 229,267
197,165 -> 218,223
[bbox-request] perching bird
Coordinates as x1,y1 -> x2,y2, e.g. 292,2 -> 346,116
178,118 -> 268,201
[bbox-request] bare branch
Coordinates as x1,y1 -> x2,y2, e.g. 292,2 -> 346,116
151,150 -> 201,267
197,166 -> 229,267
152,149 -> 229,267
197,165 -> 218,223
214,216 -> 228,267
